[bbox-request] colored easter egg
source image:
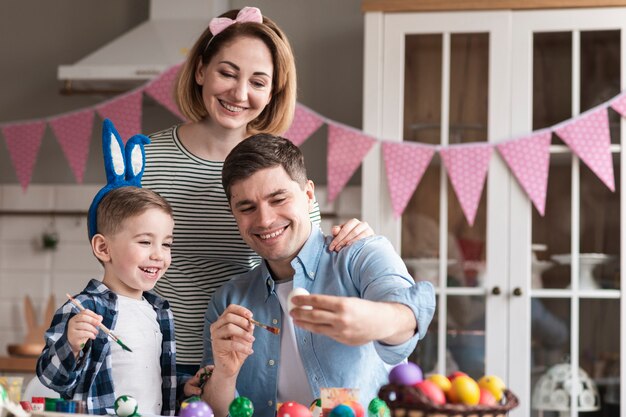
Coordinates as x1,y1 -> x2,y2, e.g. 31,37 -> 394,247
310,398 -> 323,417
477,375 -> 506,402
229,397 -> 254,417
415,380 -> 446,405
426,374 -> 452,394
450,375 -> 480,405
278,401 -> 312,417
389,362 -> 423,385
179,401 -> 213,417
181,396 -> 202,409
367,398 -> 390,417
0,384 -> 7,406
330,404 -> 355,417
344,400 -> 365,417
288,288 -> 313,312
114,395 -> 139,417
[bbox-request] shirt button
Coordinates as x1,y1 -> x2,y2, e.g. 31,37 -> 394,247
272,319 -> 278,325
268,401 -> 273,407
302,338 -> 307,344
268,359 -> 275,366
309,272 -> 315,278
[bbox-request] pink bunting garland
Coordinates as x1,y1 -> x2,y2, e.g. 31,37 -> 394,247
96,90 -> 143,143
497,131 -> 551,216
440,143 -> 493,226
144,63 -> 185,121
2,121 -> 47,191
554,107 -> 615,191
1,61 -> 626,216
383,141 -> 435,218
283,104 -> 325,146
610,92 -> 626,117
48,109 -> 95,184
327,123 -> 376,203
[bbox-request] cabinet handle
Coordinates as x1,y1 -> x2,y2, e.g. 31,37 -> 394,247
512,287 -> 522,296
491,286 -> 501,295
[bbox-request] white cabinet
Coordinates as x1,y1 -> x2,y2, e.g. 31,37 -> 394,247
363,5 -> 626,416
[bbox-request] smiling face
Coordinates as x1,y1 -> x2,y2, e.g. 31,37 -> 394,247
94,208 -> 174,299
230,166 -> 315,280
196,35 -> 274,134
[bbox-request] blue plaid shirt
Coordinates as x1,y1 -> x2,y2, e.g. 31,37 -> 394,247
36,279 -> 181,415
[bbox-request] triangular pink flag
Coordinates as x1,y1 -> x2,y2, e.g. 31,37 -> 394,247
383,141 -> 435,218
554,107 -> 615,191
48,109 -> 95,183
610,92 -> 626,117
497,131 -> 551,216
144,64 -> 185,121
440,143 -> 493,226
283,103 -> 325,146
327,123 -> 376,202
1,120 -> 47,191
96,90 -> 143,143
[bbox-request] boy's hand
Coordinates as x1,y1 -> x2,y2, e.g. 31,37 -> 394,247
183,365 -> 215,397
67,309 -> 102,355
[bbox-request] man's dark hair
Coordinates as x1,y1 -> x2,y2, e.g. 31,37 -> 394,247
222,133 -> 308,201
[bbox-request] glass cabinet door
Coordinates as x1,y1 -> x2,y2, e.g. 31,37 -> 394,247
362,10 -> 512,382
364,6 -> 626,417
510,8 -> 626,417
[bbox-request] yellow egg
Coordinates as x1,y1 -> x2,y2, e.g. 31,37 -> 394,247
450,375 -> 480,405
426,374 -> 452,394
478,375 -> 506,402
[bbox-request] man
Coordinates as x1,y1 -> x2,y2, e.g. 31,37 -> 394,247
201,134 -> 435,417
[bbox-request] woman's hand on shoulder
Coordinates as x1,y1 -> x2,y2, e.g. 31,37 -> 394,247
329,218 -> 374,252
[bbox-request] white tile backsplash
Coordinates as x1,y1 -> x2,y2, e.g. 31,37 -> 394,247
0,186 -> 55,211
0,185 -> 361,354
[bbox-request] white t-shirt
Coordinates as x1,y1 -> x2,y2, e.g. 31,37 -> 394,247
275,280 -> 313,405
110,295 -> 163,415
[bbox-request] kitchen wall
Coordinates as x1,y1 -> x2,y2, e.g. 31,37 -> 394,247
0,1 -> 365,353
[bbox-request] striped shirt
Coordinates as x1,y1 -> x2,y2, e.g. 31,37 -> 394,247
142,126 -> 321,365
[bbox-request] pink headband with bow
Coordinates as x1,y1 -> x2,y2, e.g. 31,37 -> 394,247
209,7 -> 263,36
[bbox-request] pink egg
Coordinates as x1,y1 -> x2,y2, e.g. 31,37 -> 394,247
415,380 -> 446,405
389,363 -> 423,385
277,401 -> 312,417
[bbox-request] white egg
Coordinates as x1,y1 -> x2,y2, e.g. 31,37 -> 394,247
287,287 -> 313,312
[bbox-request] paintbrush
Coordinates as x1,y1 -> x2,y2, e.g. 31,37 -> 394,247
66,293 -> 133,352
249,318 -> 280,335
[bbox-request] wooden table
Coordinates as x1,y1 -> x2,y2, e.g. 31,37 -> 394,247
0,356 -> 37,373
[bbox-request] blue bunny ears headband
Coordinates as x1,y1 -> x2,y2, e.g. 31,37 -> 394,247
87,119 -> 150,239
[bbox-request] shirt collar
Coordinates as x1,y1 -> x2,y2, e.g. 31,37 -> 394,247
83,278 -> 167,310
260,224 -> 326,299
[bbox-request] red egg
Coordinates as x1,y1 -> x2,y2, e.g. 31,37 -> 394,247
447,371 -> 468,381
277,402 -> 312,417
343,401 -> 364,417
415,380 -> 446,405
478,388 -> 497,406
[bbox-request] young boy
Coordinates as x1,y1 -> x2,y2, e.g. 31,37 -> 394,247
36,186 -> 202,415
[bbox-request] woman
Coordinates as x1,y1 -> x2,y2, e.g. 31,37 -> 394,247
142,7 -> 372,375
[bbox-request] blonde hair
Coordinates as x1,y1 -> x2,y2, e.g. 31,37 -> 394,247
176,9 -> 296,135
95,187 -> 173,238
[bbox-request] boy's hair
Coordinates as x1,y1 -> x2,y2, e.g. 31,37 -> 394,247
94,186 -> 173,238
176,8 -> 296,135
222,134 -> 308,201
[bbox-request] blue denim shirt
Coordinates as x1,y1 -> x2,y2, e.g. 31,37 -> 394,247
202,227 -> 435,417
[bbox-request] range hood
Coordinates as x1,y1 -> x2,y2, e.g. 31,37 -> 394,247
58,0 -> 228,90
